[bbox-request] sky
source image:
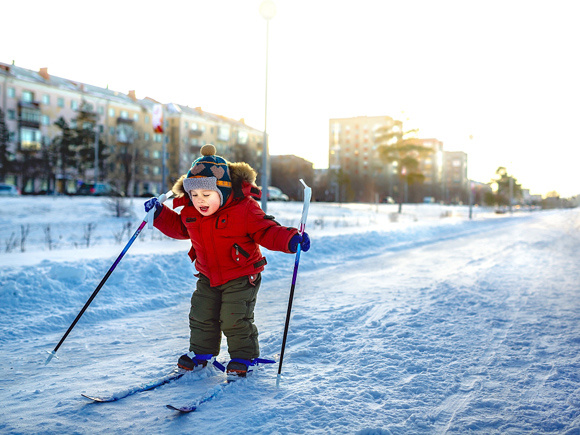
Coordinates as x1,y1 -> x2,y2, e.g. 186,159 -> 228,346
3,0 -> 579,197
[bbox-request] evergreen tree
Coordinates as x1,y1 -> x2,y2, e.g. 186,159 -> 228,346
376,127 -> 430,211
492,166 -> 522,206
74,103 -> 109,180
52,117 -> 77,192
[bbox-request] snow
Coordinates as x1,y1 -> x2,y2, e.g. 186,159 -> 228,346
1,196 -> 579,434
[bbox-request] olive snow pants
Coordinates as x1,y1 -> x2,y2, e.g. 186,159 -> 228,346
188,273 -> 261,360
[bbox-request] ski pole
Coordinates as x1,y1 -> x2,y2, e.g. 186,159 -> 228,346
277,179 -> 311,385
45,190 -> 174,365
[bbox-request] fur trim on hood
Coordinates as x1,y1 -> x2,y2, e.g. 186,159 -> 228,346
172,161 -> 258,199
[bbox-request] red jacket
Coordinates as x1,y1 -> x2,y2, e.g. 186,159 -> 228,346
154,181 -> 298,287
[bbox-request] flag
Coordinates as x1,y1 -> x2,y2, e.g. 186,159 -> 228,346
152,104 -> 164,133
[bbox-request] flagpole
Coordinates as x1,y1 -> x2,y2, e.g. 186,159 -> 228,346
161,105 -> 167,193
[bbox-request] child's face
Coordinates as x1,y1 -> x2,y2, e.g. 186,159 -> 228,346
190,189 -> 221,216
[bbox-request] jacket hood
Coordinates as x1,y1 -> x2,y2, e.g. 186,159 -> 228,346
172,161 -> 260,207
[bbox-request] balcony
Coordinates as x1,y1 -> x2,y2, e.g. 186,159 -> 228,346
21,140 -> 41,151
116,124 -> 135,144
189,127 -> 203,137
78,102 -> 98,121
20,127 -> 42,151
116,117 -> 134,125
18,101 -> 41,129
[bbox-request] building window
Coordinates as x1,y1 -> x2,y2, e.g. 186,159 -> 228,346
71,100 -> 78,110
7,109 -> 16,120
20,127 -> 42,150
116,124 -> 135,143
109,126 -> 115,135
108,108 -> 115,117
144,133 -> 150,141
57,97 -> 65,108
41,114 -> 50,126
145,115 -> 150,124
144,150 -> 150,158
133,113 -> 139,121
154,134 -> 162,143
22,90 -> 34,103
238,130 -> 248,145
20,108 -> 40,123
7,87 -> 15,98
143,166 -> 150,175
42,94 -> 50,105
120,110 -> 129,119
153,166 -> 160,175
153,150 -> 161,159
98,106 -> 104,115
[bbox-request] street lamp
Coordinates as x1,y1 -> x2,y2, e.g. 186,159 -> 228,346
260,0 -> 276,212
94,122 -> 100,186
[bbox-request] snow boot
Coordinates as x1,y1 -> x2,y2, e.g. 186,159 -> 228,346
177,353 -> 215,371
226,359 -> 251,378
226,358 -> 276,379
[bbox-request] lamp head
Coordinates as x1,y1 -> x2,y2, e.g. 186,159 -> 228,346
260,0 -> 276,20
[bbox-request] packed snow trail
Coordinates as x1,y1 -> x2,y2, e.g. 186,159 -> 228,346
1,206 -> 579,434
253,209 -> 580,434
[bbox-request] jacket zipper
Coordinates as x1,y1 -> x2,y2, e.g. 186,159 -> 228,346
233,243 -> 250,259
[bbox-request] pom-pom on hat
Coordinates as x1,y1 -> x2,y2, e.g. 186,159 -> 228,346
183,144 -> 232,206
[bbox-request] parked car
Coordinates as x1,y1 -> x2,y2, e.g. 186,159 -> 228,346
267,186 -> 290,201
75,182 -> 123,197
0,183 -> 20,196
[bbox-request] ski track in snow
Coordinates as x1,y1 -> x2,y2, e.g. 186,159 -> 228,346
1,198 -> 580,434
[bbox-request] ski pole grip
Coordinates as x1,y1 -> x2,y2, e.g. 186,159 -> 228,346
147,190 -> 174,229
158,190 -> 173,204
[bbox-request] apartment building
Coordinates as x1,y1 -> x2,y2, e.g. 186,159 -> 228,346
0,61 -> 264,196
329,114 -> 471,204
165,104 -> 264,180
403,137 -> 444,199
443,151 -> 468,204
329,115 -> 402,202
0,62 -> 164,194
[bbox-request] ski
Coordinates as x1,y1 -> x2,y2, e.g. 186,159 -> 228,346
82,368 -> 186,403
166,378 -> 239,413
166,357 -> 275,412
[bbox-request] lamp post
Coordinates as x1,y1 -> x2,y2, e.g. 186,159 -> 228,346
468,180 -> 473,219
509,174 -> 514,214
260,0 -> 276,212
94,124 -> 99,186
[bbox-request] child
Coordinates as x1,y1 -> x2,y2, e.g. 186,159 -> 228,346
144,144 -> 310,378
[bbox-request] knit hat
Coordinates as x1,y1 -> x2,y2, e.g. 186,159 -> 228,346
182,144 -> 232,206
